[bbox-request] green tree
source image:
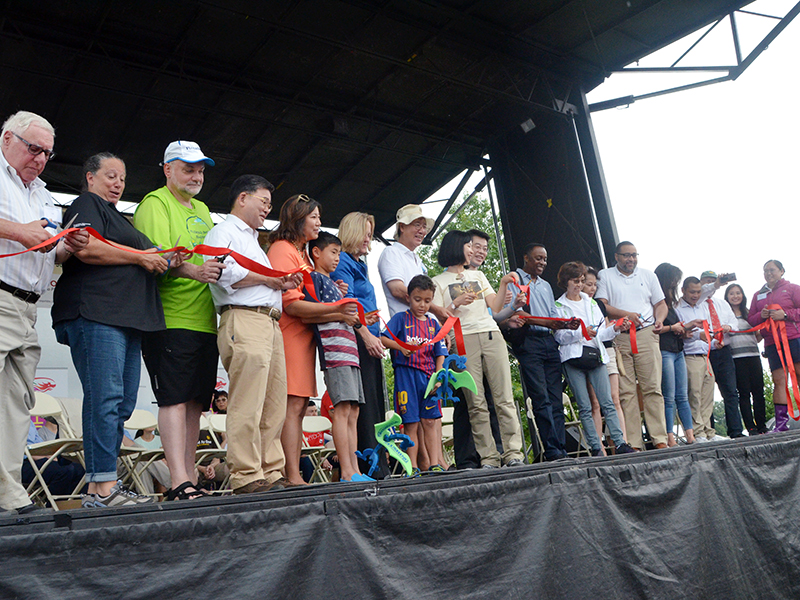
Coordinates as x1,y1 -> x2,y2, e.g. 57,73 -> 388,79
417,194 -> 508,289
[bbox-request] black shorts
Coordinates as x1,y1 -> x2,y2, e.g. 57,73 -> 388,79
765,337 -> 800,372
142,329 -> 218,409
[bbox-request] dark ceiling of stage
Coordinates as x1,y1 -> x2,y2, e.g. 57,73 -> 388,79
0,0 -> 752,232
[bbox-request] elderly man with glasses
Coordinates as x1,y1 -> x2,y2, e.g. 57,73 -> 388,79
595,241 -> 669,450
0,111 -> 88,514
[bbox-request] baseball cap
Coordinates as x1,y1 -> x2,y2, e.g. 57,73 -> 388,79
700,270 -> 717,280
162,141 -> 215,166
393,204 -> 434,240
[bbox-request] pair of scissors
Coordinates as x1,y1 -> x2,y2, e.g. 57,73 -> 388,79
41,213 -> 79,232
216,242 -> 232,280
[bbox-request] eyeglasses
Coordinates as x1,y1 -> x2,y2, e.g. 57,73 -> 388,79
12,132 -> 56,161
408,221 -> 428,231
248,193 -> 272,208
616,252 -> 638,259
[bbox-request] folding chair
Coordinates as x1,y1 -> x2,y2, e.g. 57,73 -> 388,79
441,405 -> 455,467
524,398 -> 545,463
25,393 -> 85,509
119,409 -> 165,496
302,415 -> 335,483
195,415 -> 229,493
563,392 -> 591,457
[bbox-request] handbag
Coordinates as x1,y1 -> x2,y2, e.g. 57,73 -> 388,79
566,345 -> 603,370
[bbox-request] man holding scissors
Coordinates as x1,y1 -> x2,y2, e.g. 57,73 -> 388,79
0,111 -> 88,513
133,141 -> 224,501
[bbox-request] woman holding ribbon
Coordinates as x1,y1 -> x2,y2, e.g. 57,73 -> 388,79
330,212 -> 386,477
267,194 -> 359,485
553,261 -> 635,456
725,284 -> 767,435
747,260 -> 800,432
52,153 -> 171,508
654,263 -> 696,446
432,229 -> 525,468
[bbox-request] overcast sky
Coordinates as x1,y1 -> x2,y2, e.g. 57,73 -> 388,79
372,0 -> 800,312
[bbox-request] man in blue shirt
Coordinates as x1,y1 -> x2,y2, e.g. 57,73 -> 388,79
505,243 -> 579,460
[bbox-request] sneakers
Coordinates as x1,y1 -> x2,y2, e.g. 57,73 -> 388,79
82,482 -> 154,508
404,467 -> 421,478
504,459 -> 525,467
428,464 -> 446,473
481,464 -> 499,469
614,443 -> 636,455
591,448 -> 604,457
351,473 -> 376,482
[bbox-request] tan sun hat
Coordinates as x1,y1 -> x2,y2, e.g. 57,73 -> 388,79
394,204 -> 434,240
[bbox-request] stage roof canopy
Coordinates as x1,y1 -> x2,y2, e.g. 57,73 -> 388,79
1,0 -> 754,231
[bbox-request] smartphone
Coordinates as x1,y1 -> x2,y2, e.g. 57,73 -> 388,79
719,273 -> 737,284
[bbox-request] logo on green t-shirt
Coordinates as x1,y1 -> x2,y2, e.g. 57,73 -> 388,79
185,215 -> 211,245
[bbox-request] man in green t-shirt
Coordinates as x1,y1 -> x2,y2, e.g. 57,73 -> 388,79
134,141 -> 225,501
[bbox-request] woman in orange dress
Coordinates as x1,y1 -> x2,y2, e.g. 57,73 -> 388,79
268,194 -> 359,485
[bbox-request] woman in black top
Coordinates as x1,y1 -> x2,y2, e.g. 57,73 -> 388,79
654,263 -> 696,445
52,153 -> 171,508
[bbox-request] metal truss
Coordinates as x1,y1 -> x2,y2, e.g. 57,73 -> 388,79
589,1 -> 800,112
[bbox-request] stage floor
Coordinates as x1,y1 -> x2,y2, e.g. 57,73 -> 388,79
3,431 -> 800,600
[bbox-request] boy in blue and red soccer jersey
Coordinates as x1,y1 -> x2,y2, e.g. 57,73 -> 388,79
382,274 -> 448,474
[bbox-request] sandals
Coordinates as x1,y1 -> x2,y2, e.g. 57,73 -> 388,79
166,481 -> 206,501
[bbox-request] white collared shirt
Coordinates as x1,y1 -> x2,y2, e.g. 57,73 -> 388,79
0,150 -> 61,294
203,214 -> 281,310
595,265 -> 664,324
377,241 -> 427,317
675,297 -> 738,354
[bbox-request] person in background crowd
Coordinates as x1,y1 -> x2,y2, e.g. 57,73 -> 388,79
748,260 -> 800,432
134,141 -> 224,502
331,212 -> 389,478
53,153 -> 166,507
268,194 -> 357,486
654,263 -> 696,446
0,111 -> 88,514
553,261 -> 635,457
211,390 -> 228,414
725,284 -> 767,435
505,243 -> 579,461
432,230 -> 524,468
595,242 -> 669,450
582,266 -> 627,449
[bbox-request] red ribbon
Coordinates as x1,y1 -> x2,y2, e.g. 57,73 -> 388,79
614,318 -> 637,354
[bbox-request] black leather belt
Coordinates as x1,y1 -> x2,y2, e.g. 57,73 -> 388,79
219,304 -> 281,321
0,281 -> 40,304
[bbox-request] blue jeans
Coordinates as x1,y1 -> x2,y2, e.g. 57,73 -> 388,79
661,350 -> 693,432
563,362 -> 626,452
55,318 -> 142,482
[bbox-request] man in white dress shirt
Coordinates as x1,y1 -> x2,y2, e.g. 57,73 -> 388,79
595,241 -> 668,450
0,111 -> 87,513
205,174 -> 302,495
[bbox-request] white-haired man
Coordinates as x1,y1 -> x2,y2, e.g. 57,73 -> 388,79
0,111 -> 88,514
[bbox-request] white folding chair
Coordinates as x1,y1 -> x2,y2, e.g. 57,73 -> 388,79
302,416 -> 335,483
119,409 -> 165,495
25,393 -> 85,509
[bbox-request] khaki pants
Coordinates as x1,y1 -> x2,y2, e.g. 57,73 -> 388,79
218,310 -> 287,489
0,293 -> 40,510
685,354 -> 717,439
615,327 -> 667,448
463,331 -> 523,466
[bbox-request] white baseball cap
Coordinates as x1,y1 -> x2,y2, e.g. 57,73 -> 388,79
162,141 -> 215,166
